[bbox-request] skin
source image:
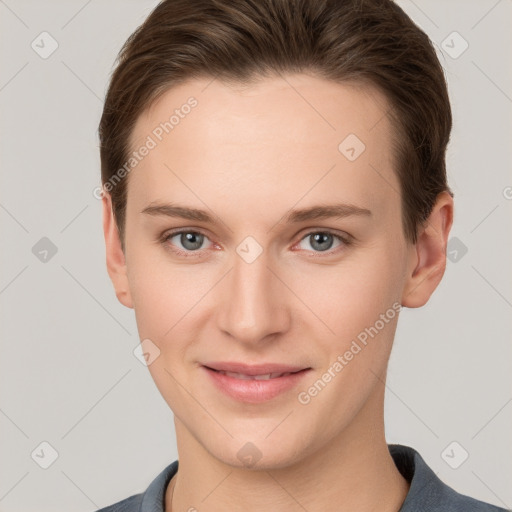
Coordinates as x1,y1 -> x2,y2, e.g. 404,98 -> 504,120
102,73 -> 453,511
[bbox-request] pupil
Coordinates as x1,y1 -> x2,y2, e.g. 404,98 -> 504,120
311,233 -> 333,251
182,232 -> 203,250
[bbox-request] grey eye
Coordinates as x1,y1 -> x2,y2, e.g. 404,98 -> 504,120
298,232 -> 342,252
172,232 -> 207,251
309,233 -> 334,251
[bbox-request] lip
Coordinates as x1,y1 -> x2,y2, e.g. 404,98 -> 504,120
203,361 -> 307,375
201,362 -> 311,403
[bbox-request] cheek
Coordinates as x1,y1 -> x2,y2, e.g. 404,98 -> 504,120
127,260 -> 206,405
289,244 -> 405,344
126,246 -> 225,362
129,263 -> 199,340
127,235 -> 406,343
291,246 -> 405,427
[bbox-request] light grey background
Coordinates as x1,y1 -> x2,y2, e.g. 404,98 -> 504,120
0,1 -> 511,511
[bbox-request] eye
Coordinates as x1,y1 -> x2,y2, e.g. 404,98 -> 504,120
161,229 -> 351,258
164,230 -> 213,254
296,231 -> 349,253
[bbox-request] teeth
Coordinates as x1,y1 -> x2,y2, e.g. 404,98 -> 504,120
218,371 -> 292,380
254,373 -> 273,380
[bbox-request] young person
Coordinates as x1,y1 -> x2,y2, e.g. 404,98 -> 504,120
96,0 -> 507,510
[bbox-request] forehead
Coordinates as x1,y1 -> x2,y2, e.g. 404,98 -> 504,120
126,74 -> 399,223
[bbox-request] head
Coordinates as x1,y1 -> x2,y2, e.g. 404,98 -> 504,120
100,0 -> 453,469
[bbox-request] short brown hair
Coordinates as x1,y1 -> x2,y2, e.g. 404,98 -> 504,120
99,0 -> 452,249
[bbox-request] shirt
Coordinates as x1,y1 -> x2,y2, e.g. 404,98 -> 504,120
95,444 -> 509,511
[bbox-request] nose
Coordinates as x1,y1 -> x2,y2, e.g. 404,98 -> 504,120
216,246 -> 292,346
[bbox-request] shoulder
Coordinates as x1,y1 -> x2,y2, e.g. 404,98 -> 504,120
388,444 -> 509,512
94,492 -> 142,512
93,460 -> 179,512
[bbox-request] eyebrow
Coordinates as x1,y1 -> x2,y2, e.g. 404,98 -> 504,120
141,202 -> 372,224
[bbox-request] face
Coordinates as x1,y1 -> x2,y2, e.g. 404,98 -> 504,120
103,73 -> 450,469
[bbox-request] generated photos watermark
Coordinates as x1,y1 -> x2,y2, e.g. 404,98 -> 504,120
93,96 -> 198,199
297,301 -> 402,405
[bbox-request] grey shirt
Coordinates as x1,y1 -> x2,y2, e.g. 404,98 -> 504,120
95,444 -> 509,511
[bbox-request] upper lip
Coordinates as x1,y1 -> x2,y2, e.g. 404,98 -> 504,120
203,362 -> 309,375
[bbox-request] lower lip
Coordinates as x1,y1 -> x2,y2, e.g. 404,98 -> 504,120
202,366 -> 311,403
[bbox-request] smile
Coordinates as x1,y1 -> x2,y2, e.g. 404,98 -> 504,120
213,370 -> 294,380
202,364 -> 311,403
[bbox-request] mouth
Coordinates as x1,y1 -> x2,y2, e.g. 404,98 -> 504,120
201,362 -> 311,403
208,369 -> 299,380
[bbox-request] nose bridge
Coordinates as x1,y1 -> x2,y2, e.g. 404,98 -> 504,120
216,242 -> 290,344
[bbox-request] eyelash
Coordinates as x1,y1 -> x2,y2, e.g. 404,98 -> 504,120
159,229 -> 352,258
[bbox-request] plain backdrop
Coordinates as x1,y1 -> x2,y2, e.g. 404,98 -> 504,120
0,1 -> 511,511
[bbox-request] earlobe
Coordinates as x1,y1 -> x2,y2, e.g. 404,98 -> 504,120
102,193 -> 134,309
401,191 -> 454,308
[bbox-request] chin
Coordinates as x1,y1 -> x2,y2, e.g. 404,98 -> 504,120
204,431 -> 310,471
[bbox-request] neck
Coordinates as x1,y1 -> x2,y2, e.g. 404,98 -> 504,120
166,383 -> 409,512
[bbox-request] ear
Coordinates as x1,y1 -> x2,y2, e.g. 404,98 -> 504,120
102,192 -> 134,309
402,191 -> 454,308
